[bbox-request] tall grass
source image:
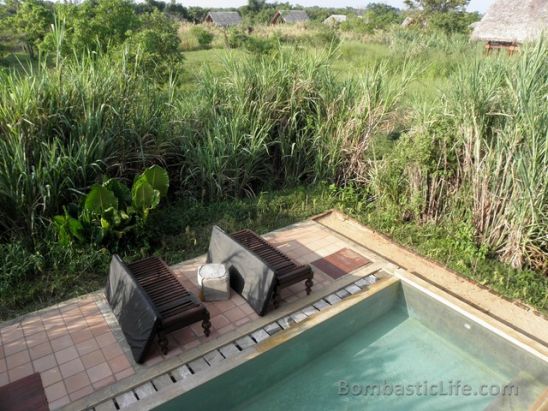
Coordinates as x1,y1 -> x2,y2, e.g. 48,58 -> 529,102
369,40 -> 547,272
0,44 -> 410,238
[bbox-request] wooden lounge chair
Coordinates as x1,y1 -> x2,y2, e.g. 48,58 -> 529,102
106,255 -> 211,363
230,229 -> 314,308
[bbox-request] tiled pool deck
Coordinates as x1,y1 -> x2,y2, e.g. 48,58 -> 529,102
0,218 -> 388,410
1,211 -> 546,410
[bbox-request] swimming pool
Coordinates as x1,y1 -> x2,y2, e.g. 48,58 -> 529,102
152,278 -> 548,410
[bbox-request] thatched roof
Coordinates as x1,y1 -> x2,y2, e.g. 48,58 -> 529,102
272,10 -> 309,24
471,0 -> 548,43
204,11 -> 242,27
323,15 -> 347,25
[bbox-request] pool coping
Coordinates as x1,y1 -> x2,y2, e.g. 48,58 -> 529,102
134,265 -> 548,411
65,261 -> 391,410
130,275 -> 403,410
314,210 -> 548,351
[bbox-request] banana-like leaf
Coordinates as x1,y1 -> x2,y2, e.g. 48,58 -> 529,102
103,179 -> 131,207
142,165 -> 169,197
84,185 -> 118,215
131,179 -> 160,213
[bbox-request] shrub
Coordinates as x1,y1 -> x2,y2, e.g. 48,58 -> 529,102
54,165 -> 169,248
190,26 -> 214,49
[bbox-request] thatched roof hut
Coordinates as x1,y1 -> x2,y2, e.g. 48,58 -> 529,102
471,0 -> 547,44
323,15 -> 347,26
204,11 -> 242,28
271,10 -> 310,25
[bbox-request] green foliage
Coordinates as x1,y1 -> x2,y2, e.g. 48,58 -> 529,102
53,166 -> 169,246
9,0 -> 53,58
123,10 -> 183,79
404,0 -> 469,12
190,26 -> 214,49
40,0 -> 139,54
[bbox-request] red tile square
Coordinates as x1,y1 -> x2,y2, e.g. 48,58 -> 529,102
81,350 -> 105,369
29,342 -> 53,360
33,354 -> 56,373
95,332 -> 116,347
224,307 -> 247,322
76,338 -> 99,356
86,362 -> 112,383
109,355 -> 131,374
59,358 -> 84,378
101,343 -> 124,361
54,346 -> 78,365
6,350 -> 30,369
41,367 -> 62,387
44,381 -> 67,402
50,335 -> 73,352
8,362 -> 34,381
311,248 -> 370,279
64,371 -> 90,393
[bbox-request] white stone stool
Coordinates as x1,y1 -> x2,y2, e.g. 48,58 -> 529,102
197,264 -> 230,301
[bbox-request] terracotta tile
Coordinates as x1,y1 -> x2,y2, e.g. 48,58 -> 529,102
8,362 -> 34,381
109,354 -> 131,374
70,328 -> 93,344
3,339 -> 27,356
41,366 -> 63,387
114,368 -> 134,381
6,350 -> 31,368
90,324 -> 111,338
47,326 -> 68,340
33,354 -> 56,372
48,395 -> 70,410
311,248 -> 370,279
50,335 -> 73,351
235,317 -> 251,327
214,299 -> 236,312
87,362 -> 112,383
101,343 -> 124,360
22,320 -> 44,337
171,327 -> 196,345
0,358 -> 5,373
59,358 -> 84,378
44,381 -> 67,402
217,324 -> 235,335
70,384 -> 94,401
240,304 -> 255,315
95,332 -> 116,347
29,341 -> 53,360
26,331 -> 48,348
81,349 -> 105,369
54,346 -> 79,364
76,338 -> 99,356
224,307 -> 247,322
2,327 -> 24,344
210,314 -> 230,330
183,340 -> 200,351
0,372 -> 8,386
65,370 -> 90,393
92,374 -> 115,390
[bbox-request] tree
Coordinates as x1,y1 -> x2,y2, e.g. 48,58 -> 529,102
365,3 -> 402,29
404,0 -> 469,13
10,0 -> 53,58
248,0 -> 265,13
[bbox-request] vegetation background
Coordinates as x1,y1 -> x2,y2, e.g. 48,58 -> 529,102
0,0 -> 546,320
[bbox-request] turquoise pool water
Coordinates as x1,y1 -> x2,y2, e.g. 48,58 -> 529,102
156,281 -> 547,411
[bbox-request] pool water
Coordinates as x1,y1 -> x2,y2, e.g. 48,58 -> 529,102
239,310 -> 512,410
156,280 -> 547,411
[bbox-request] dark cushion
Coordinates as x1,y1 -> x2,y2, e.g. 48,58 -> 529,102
105,255 -> 159,364
207,226 -> 276,316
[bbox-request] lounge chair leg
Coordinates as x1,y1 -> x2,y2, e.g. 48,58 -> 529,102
158,331 -> 169,355
202,318 -> 211,337
272,286 -> 280,309
305,278 -> 313,295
